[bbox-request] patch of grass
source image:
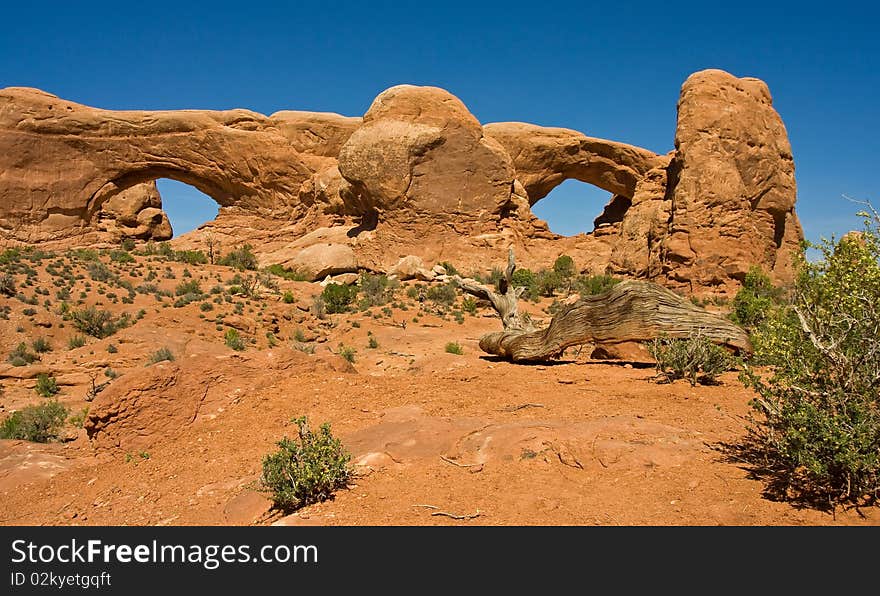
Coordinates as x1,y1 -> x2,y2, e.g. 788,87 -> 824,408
265,264 -> 310,281
0,401 -> 68,442
260,416 -> 352,512
219,244 -> 258,270
8,343 -> 39,366
148,347 -> 174,365
67,334 -> 87,350
224,328 -> 246,351
445,341 -> 464,355
282,290 -> 295,304
338,344 -> 356,363
648,333 -> 733,386
31,338 -> 52,354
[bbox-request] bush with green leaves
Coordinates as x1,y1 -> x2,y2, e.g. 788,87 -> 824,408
70,306 -> 121,338
7,342 -> 39,366
425,282 -> 457,305
445,341 -> 464,355
260,416 -> 352,512
0,400 -> 68,442
224,328 -> 246,351
148,347 -> 174,364
265,263 -> 310,281
0,273 -> 15,297
35,373 -> 59,397
553,255 -> 576,278
321,283 -> 357,314
219,244 -> 258,270
511,268 -> 537,299
358,273 -> 396,308
740,209 -> 880,508
648,332 -> 733,386
338,344 -> 356,363
730,266 -> 785,330
573,274 -> 621,296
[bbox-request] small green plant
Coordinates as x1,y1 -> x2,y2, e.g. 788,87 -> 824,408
175,279 -> 202,296
321,283 -> 357,314
573,274 -> 621,296
439,261 -> 458,276
730,266 -> 784,330
31,337 -> 52,353
148,347 -> 174,364
68,407 -> 89,428
648,333 -> 733,386
219,244 -> 258,270
8,342 -> 39,366
260,416 -> 352,512
293,328 -> 307,343
67,334 -> 86,350
445,341 -> 464,355
265,264 -> 310,281
224,328 -> 246,351
553,255 -> 576,279
35,373 -> 59,397
107,343 -> 118,353
367,336 -> 379,349
461,296 -> 478,315
70,306 -> 119,338
358,273 -> 395,308
282,290 -> 295,304
338,344 -> 356,363
0,273 -> 15,297
426,282 -> 457,305
0,401 -> 68,442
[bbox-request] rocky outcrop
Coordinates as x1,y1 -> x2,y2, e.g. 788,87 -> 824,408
84,349 -> 356,451
95,181 -> 172,240
0,69 -> 803,292
337,85 -> 516,224
663,70 -> 802,288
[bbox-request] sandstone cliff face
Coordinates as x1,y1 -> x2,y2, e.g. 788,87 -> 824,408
0,69 -> 803,292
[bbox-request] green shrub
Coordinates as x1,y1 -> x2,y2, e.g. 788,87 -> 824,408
0,401 -> 68,442
536,270 -> 564,297
445,341 -> 464,355
426,282 -> 457,305
573,274 -> 621,296
282,290 -> 295,304
35,373 -> 59,397
338,344 -> 356,363
260,416 -> 352,512
67,334 -> 86,350
109,250 -> 135,263
265,264 -> 309,281
730,266 -> 784,329
740,210 -> 880,507
439,261 -> 458,276
175,279 -> 202,296
321,283 -> 357,314
511,268 -> 537,298
553,255 -> 576,278
0,273 -> 15,297
461,296 -> 478,315
367,336 -> 379,349
224,328 -> 246,351
121,238 -> 136,252
219,244 -> 258,270
358,273 -> 395,308
70,306 -> 119,338
8,342 -> 39,366
648,333 -> 733,386
148,347 -> 174,364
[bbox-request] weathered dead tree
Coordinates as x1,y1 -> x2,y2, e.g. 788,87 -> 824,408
450,249 -> 751,362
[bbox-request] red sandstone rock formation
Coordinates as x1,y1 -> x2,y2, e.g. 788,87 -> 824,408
0,69 -> 803,292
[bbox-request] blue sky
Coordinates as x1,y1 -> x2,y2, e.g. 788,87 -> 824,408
1,1 -> 876,240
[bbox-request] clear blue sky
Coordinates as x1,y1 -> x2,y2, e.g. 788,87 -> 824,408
1,1 -> 876,241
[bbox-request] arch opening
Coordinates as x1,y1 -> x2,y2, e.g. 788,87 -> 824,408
530,178 -> 625,237
155,179 -> 219,238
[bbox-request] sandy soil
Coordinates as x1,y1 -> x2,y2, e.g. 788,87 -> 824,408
0,248 -> 876,526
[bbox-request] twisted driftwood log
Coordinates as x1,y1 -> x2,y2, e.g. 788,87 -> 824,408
451,249 -> 751,362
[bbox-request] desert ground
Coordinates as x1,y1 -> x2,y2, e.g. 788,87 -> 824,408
0,246 -> 875,526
